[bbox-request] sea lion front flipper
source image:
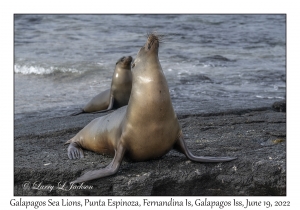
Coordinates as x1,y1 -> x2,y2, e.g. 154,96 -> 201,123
92,96 -> 115,114
67,142 -> 84,159
70,109 -> 85,116
174,132 -> 236,163
71,142 -> 126,183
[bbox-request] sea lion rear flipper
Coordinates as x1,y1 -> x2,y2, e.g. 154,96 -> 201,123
174,133 -> 236,163
70,109 -> 85,116
67,142 -> 84,159
71,142 -> 126,183
92,96 -> 115,114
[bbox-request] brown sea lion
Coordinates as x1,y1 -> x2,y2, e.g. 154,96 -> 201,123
71,56 -> 132,116
65,33 -> 236,183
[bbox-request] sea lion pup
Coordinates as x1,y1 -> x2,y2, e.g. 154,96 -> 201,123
71,56 -> 132,116
65,33 -> 236,183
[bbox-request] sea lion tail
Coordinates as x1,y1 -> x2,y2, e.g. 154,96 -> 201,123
70,109 -> 84,116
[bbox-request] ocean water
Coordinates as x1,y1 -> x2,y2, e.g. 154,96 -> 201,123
14,14 -> 286,119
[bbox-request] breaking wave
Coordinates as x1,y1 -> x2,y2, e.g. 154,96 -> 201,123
14,64 -> 81,75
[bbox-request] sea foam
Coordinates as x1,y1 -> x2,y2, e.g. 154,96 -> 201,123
14,64 -> 80,75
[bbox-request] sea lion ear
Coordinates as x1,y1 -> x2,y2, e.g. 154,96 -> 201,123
132,63 -> 135,69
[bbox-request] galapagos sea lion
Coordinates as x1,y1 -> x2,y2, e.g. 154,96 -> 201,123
71,56 -> 132,116
65,33 -> 236,183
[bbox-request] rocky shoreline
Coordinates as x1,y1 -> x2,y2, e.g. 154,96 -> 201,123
14,103 -> 286,196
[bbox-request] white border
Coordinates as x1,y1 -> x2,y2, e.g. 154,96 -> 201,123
2,0 -> 298,209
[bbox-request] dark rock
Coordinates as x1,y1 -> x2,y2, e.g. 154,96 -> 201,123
179,74 -> 213,85
14,108 -> 286,196
272,100 -> 286,112
201,55 -> 233,62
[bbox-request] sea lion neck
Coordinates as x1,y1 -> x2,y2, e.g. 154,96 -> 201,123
128,34 -> 169,106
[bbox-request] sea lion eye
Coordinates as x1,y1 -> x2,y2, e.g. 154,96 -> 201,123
116,57 -> 125,64
132,63 -> 135,68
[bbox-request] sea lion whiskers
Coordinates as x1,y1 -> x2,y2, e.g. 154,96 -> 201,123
146,32 -> 165,49
146,32 -> 164,41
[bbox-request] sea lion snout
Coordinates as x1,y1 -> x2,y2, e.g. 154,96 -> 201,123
125,56 -> 132,64
146,33 -> 160,50
122,55 -> 132,62
116,56 -> 132,66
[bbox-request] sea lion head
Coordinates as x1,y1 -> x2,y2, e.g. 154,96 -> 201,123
145,33 -> 160,52
131,33 -> 162,70
116,56 -> 132,70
